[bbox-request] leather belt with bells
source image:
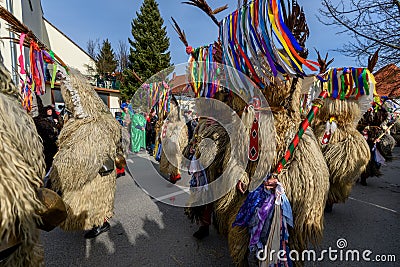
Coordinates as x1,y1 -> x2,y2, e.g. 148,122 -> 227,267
0,234 -> 22,263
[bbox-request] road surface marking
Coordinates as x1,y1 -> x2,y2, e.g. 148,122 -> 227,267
152,188 -> 190,203
348,197 -> 398,214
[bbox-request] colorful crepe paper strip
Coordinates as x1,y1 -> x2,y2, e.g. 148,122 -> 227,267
220,0 -> 319,89
20,78 -> 32,112
18,33 -> 26,75
188,44 -> 220,98
325,68 -> 376,100
140,82 -> 171,117
17,32 -> 69,111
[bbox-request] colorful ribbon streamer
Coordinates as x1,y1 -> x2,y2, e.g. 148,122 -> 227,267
187,44 -> 220,98
220,0 -> 320,89
325,68 -> 376,100
18,33 -> 26,75
140,81 -> 171,118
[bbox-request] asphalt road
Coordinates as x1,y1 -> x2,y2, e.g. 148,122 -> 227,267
42,148 -> 400,267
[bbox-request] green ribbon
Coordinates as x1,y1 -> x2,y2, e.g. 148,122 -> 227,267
50,50 -> 57,88
340,72 -> 346,100
353,68 -> 359,96
362,69 -> 370,95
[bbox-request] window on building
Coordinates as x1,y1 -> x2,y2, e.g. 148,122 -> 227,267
51,89 -> 109,108
28,0 -> 33,11
53,89 -> 64,103
98,92 -> 109,107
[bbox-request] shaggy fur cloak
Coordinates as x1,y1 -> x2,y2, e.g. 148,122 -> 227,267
49,70 -> 122,230
159,98 -> 188,178
314,99 -> 370,205
0,64 -> 45,266
181,78 -> 330,265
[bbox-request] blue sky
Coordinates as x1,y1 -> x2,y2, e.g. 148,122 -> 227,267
41,0 -> 358,68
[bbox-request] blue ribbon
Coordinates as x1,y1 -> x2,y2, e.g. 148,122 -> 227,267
332,68 -> 339,99
276,0 -> 303,52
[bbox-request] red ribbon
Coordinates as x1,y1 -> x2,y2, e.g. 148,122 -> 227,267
18,33 -> 26,74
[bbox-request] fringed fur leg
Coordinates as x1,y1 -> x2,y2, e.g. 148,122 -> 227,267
279,129 -> 330,253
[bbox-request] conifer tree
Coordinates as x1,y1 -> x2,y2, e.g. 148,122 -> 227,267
121,0 -> 171,99
96,39 -> 117,76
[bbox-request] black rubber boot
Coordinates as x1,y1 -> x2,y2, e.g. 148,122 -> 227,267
324,203 -> 333,213
360,176 -> 368,186
84,221 -> 110,239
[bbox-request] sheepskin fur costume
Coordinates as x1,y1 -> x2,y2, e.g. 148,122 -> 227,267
314,98 -> 370,206
234,78 -> 329,265
184,78 -> 330,265
48,69 -> 122,230
158,98 -> 188,178
358,106 -> 396,181
0,63 -> 45,266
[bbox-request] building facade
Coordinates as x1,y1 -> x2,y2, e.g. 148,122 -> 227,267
0,0 -> 121,114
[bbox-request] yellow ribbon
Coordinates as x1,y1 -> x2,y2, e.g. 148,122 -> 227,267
267,2 -> 303,73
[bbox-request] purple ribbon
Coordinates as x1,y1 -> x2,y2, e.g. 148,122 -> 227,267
249,193 -> 276,246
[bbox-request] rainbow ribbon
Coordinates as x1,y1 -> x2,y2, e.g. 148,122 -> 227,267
325,68 -> 375,100
220,0 -> 319,89
188,44 -> 220,98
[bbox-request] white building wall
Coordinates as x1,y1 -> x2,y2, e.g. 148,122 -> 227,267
21,0 -> 50,47
109,93 -> 121,110
109,93 -> 121,117
43,19 -> 95,75
41,19 -> 97,105
0,0 -> 120,109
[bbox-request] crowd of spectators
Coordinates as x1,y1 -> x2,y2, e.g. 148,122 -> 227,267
96,72 -> 118,89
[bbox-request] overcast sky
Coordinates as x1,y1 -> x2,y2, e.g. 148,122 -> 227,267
41,0 -> 358,68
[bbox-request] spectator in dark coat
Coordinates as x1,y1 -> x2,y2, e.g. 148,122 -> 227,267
33,101 -> 60,173
146,109 -> 158,154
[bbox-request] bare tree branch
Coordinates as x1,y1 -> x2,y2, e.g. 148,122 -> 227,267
323,0 -> 400,50
116,40 -> 129,73
319,0 -> 400,67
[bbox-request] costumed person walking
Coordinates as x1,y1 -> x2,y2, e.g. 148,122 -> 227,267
131,111 -> 147,153
358,103 -> 392,185
48,69 -> 122,239
116,103 -> 132,178
171,2 -> 331,264
0,63 -> 46,266
158,96 -> 188,184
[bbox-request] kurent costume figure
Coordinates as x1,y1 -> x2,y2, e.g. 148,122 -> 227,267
158,97 -> 188,184
168,0 -> 370,265
0,63 -> 45,266
358,102 -> 396,184
48,69 -> 122,238
314,96 -> 370,211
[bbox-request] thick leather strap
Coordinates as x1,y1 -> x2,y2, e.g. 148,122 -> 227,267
248,97 -> 261,161
0,235 -> 22,263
